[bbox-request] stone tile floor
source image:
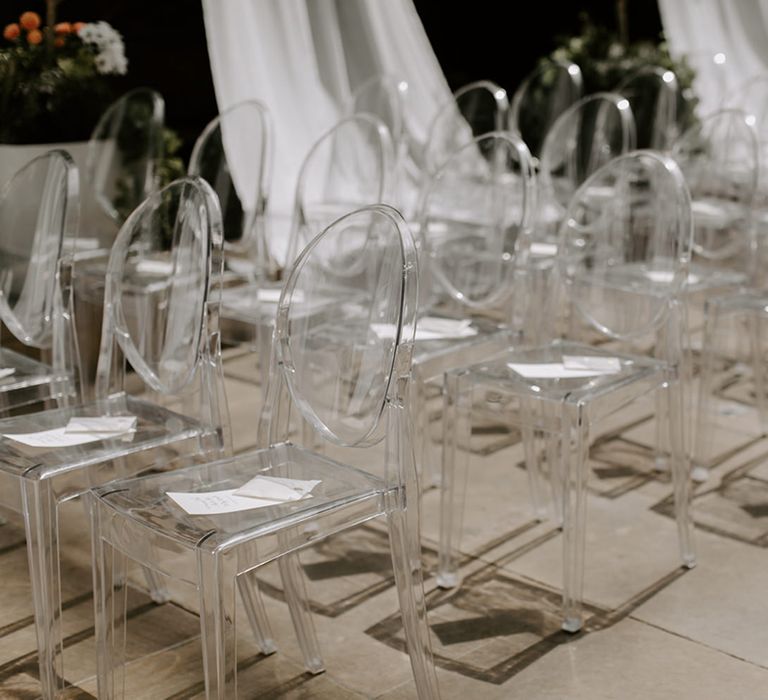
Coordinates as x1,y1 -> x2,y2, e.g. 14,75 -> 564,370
3,349 -> 768,698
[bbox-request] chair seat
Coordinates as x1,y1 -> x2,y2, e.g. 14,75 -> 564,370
92,442 -> 388,552
0,347 -> 72,412
0,393 -> 206,481
457,340 -> 666,405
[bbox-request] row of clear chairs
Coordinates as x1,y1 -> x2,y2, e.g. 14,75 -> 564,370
2,60 -> 765,697
0,151 -> 442,696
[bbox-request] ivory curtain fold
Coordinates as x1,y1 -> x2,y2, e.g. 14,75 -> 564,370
201,0 -> 451,220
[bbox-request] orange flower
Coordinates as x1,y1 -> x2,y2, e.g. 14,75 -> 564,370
54,22 -> 72,34
26,28 -> 42,45
19,11 -> 41,31
3,23 -> 20,40
72,21 -> 86,33
54,36 -> 64,47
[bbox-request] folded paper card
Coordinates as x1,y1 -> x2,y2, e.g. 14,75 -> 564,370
65,416 -> 137,434
507,361 -> 620,379
256,288 -> 305,304
136,259 -> 174,275
562,355 -> 621,373
530,242 -> 558,256
234,475 -> 321,501
167,489 -> 273,516
644,270 -> 700,285
168,477 -> 321,516
371,316 -> 477,341
4,424 -> 136,448
0,368 -> 16,380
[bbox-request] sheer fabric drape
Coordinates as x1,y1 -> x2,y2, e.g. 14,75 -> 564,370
202,0 -> 451,224
659,0 -> 768,115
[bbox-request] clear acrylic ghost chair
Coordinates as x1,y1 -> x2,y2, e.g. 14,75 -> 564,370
526,93 -> 636,342
0,176 -> 230,698
0,150 -> 82,416
680,111 -> 763,476
438,151 -> 696,633
220,113 -> 395,388
87,87 -> 165,228
423,80 -> 509,175
723,75 -> 768,265
412,131 -> 535,484
616,65 -> 679,150
345,74 -> 420,217
90,204 -> 441,699
509,59 -> 583,161
189,100 -> 273,283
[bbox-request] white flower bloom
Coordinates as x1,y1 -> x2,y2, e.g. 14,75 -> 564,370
78,21 -> 128,75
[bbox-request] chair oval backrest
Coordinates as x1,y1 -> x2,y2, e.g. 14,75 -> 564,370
424,80 -> 509,174
417,131 -> 535,310
509,60 -> 583,159
723,74 -> 768,134
558,150 -> 692,340
87,87 -> 165,224
96,176 -> 224,398
188,99 -> 272,255
0,150 -> 79,349
617,66 -> 679,150
346,74 -> 409,150
672,108 -> 758,264
285,113 -> 395,269
275,204 -> 417,448
723,74 -> 768,197
539,92 -> 636,230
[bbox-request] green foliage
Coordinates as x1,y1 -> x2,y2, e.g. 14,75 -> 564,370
0,29 -> 116,143
546,14 -> 698,130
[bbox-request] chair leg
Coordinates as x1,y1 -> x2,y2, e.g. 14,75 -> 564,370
91,506 -> 129,700
238,571 -> 277,655
692,300 -> 720,481
749,311 -> 768,437
388,507 -> 441,700
414,367 -> 437,488
521,397 -> 548,521
545,428 -> 564,527
277,551 -> 324,674
667,372 -> 697,568
561,404 -> 590,633
197,551 -> 238,699
437,370 -> 471,588
21,478 -> 65,698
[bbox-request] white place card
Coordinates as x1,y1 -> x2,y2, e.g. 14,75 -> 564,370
371,322 -> 478,342
136,259 -> 174,275
0,368 -> 16,380
167,489 -> 271,516
4,424 -> 135,448
167,476 -> 322,516
234,475 -> 321,502
530,242 -> 558,256
507,362 -> 616,379
562,355 -> 621,373
65,416 -> 137,434
226,258 -> 256,276
644,270 -> 700,285
256,288 -> 305,303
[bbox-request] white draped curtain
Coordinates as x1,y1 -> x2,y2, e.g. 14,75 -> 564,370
659,0 -> 768,116
202,0 -> 451,217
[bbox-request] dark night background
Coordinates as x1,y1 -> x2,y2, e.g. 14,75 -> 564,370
4,0 -> 664,159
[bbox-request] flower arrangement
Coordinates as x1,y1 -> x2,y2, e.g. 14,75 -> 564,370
0,6 -> 128,143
